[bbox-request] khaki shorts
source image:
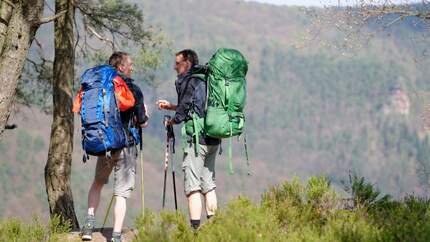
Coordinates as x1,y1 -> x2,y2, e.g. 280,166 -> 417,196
182,143 -> 219,195
94,146 -> 137,198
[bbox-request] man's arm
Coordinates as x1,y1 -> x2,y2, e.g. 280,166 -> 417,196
172,78 -> 196,124
157,100 -> 177,111
129,83 -> 149,126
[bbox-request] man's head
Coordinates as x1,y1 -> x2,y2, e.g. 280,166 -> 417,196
109,51 -> 133,78
175,49 -> 198,76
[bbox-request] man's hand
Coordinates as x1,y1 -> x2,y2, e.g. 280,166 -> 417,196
164,118 -> 175,127
157,99 -> 170,109
157,99 -> 177,110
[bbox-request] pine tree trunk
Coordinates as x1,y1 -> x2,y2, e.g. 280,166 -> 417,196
0,1 -> 14,53
0,0 -> 43,136
44,0 -> 79,230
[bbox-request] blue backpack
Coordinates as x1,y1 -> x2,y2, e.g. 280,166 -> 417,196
79,65 -> 127,158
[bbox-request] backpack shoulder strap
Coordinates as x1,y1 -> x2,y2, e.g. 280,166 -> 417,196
191,73 -> 206,81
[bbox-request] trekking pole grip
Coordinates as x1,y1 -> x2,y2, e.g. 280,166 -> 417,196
163,115 -> 174,138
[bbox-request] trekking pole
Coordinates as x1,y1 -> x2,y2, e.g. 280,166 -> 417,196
139,127 -> 145,217
162,115 -> 171,209
101,195 -> 114,232
166,120 -> 178,211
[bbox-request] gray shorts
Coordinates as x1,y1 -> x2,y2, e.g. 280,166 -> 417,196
94,146 -> 137,198
182,143 -> 219,195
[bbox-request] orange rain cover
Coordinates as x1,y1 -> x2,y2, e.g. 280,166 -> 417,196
112,76 -> 135,111
72,87 -> 83,113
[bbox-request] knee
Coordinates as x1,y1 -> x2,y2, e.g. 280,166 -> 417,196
114,189 -> 132,199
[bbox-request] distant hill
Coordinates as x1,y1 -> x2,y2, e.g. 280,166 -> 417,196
2,0 -> 430,223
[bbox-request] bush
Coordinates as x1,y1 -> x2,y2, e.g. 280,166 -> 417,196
198,197 -> 287,242
261,176 -> 337,230
3,177 -> 430,241
134,197 -> 287,242
0,215 -> 70,242
134,210 -> 194,242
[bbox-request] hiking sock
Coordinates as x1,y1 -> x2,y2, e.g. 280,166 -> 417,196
112,232 -> 122,241
190,219 -> 200,230
207,215 -> 213,220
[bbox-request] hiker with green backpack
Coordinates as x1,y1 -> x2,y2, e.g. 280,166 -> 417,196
157,48 -> 248,230
158,49 -> 220,230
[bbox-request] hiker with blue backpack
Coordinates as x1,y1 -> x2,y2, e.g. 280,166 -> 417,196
73,52 -> 148,242
158,48 -> 248,230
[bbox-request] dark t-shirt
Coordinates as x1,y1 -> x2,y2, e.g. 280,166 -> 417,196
174,68 -> 220,146
119,74 -> 148,127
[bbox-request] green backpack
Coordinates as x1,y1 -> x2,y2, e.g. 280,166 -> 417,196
184,48 -> 249,174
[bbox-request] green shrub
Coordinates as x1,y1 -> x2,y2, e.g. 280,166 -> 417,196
134,197 -> 287,242
198,197 -> 287,242
134,210 -> 194,242
0,215 -> 71,242
322,211 -> 381,242
370,196 -> 430,242
0,218 -> 45,242
4,177 -> 430,242
261,176 -> 337,231
261,177 -> 304,227
349,175 -> 391,210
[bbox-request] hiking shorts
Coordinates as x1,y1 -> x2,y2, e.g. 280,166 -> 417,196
182,143 -> 219,196
94,146 -> 137,198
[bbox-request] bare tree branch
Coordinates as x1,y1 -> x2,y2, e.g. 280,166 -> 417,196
34,37 -> 43,50
86,25 -> 114,49
37,10 -> 67,26
25,58 -> 42,73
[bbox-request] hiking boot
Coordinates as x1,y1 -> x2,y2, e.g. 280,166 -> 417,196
111,236 -> 122,242
81,216 -> 95,241
111,232 -> 122,242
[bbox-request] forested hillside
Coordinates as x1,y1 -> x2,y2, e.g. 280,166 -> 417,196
1,0 -> 430,225
142,0 -> 430,196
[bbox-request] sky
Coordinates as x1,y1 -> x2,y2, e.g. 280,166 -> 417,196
245,0 -> 421,7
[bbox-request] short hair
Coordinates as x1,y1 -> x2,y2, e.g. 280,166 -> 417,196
108,51 -> 129,69
176,49 -> 199,66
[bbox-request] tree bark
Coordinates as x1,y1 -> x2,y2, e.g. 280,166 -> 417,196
0,1 -> 14,53
44,0 -> 79,230
0,0 -> 43,136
